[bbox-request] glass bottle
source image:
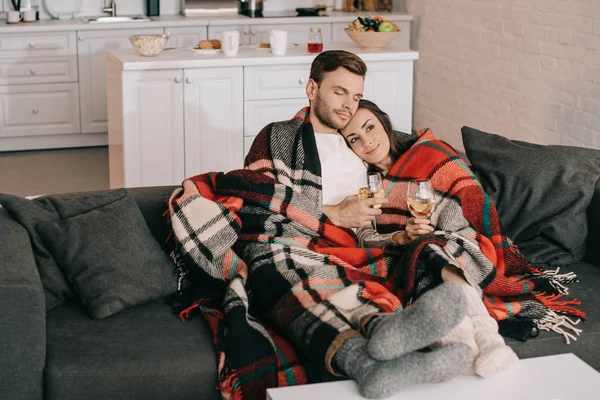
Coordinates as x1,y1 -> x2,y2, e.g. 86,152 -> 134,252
307,27 -> 323,53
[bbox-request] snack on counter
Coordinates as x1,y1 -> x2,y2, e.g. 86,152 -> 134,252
347,16 -> 399,32
197,39 -> 222,49
259,43 -> 271,48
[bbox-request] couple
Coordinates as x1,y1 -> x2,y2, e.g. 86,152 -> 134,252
168,50 -> 582,400
277,50 -> 517,385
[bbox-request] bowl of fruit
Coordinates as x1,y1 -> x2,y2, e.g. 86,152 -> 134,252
345,16 -> 400,49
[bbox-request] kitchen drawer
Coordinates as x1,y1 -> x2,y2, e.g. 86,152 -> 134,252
0,83 -> 80,138
0,31 -> 76,58
0,57 -> 78,85
244,64 -> 310,101
244,98 -> 308,136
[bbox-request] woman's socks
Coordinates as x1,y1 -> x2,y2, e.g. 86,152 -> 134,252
367,283 -> 467,360
334,335 -> 473,399
461,285 -> 518,377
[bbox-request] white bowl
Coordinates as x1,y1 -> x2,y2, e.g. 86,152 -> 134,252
344,29 -> 400,50
129,34 -> 169,57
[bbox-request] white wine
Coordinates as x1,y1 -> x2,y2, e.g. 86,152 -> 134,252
407,197 -> 435,217
369,189 -> 385,209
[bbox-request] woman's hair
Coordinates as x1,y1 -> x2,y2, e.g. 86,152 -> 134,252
355,99 -> 418,171
309,50 -> 367,85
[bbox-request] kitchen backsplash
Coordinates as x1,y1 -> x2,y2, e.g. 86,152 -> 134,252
1,0 -> 405,18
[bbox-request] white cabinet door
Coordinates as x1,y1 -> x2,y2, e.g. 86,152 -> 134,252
119,69 -> 185,188
208,25 -> 251,45
244,99 -> 308,136
78,28 -> 163,134
363,61 -> 414,134
250,23 -> 332,45
184,67 -> 244,175
164,26 -> 208,49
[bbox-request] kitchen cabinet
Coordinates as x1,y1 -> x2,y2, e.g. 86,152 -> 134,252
77,28 -> 163,134
107,46 -> 418,188
109,66 -> 243,188
183,68 -> 244,177
164,26 -> 208,49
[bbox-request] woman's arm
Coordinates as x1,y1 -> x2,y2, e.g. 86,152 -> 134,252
357,227 -> 406,247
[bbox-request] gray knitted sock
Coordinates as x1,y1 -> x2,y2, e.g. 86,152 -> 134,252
368,283 -> 467,361
334,336 -> 473,399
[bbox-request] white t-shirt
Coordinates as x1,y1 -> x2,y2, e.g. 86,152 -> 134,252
314,132 -> 367,206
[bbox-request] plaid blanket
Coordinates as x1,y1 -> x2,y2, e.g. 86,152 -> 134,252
168,108 -> 584,400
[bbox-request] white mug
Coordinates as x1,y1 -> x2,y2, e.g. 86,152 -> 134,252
270,30 -> 288,56
221,30 -> 240,57
23,10 -> 36,22
7,11 -> 23,24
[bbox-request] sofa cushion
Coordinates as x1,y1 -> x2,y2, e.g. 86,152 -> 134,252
507,260 -> 600,370
0,189 -> 128,311
585,179 -> 600,266
36,195 -> 177,320
45,299 -> 221,400
462,126 -> 600,266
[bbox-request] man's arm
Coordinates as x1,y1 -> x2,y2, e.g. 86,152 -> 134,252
323,195 -> 388,229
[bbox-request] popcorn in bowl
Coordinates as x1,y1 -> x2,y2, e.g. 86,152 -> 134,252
129,34 -> 169,57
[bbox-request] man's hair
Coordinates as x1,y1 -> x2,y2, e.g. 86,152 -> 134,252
309,50 -> 367,85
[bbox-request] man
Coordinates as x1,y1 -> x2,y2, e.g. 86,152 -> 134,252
303,50 -> 387,228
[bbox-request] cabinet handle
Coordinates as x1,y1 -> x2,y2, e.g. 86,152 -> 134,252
185,77 -> 193,84
30,68 -> 37,75
250,28 -> 256,36
29,42 -> 35,48
32,108 -> 39,114
78,35 -> 84,41
175,76 -> 182,83
298,78 -> 306,85
242,29 -> 249,36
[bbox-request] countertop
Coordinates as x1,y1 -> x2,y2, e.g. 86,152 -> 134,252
107,41 -> 419,70
0,12 -> 414,34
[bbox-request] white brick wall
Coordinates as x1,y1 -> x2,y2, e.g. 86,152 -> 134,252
406,0 -> 600,153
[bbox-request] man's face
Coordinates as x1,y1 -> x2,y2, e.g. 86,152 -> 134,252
307,67 -> 364,130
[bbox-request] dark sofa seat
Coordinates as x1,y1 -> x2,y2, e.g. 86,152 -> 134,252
508,260 -> 600,370
45,298 -> 220,400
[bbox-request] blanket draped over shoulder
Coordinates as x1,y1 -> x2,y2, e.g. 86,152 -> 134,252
167,107 -> 585,400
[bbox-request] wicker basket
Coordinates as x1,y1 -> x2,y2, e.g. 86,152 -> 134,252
344,29 -> 400,49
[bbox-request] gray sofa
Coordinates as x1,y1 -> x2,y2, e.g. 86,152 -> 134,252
2,135 -> 600,399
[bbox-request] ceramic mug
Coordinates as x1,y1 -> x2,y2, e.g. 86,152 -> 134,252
7,11 -> 23,24
270,30 -> 288,56
221,30 -> 240,57
23,10 -> 37,23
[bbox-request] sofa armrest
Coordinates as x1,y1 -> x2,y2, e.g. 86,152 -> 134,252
0,208 -> 45,400
585,179 -> 600,267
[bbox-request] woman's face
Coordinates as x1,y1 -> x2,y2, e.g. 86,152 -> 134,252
341,108 -> 391,169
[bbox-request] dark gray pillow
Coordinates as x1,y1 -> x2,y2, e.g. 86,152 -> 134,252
36,195 -> 177,320
462,126 -> 600,266
0,189 -> 127,311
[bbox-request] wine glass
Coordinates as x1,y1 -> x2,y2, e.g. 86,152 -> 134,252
407,179 -> 436,219
368,172 -> 385,232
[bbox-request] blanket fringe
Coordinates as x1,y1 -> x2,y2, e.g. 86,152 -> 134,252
536,310 -> 583,345
221,369 -> 244,400
534,267 -> 579,295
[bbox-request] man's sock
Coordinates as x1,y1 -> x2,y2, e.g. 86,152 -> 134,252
432,315 -> 479,375
461,285 -> 518,377
334,336 -> 473,399
367,283 -> 467,361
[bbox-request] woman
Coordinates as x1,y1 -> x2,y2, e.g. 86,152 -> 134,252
340,99 -> 519,378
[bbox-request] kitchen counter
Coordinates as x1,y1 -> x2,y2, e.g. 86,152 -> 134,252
107,42 -> 419,70
0,12 -> 413,34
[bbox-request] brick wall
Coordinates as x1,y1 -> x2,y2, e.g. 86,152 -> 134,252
406,0 -> 600,152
